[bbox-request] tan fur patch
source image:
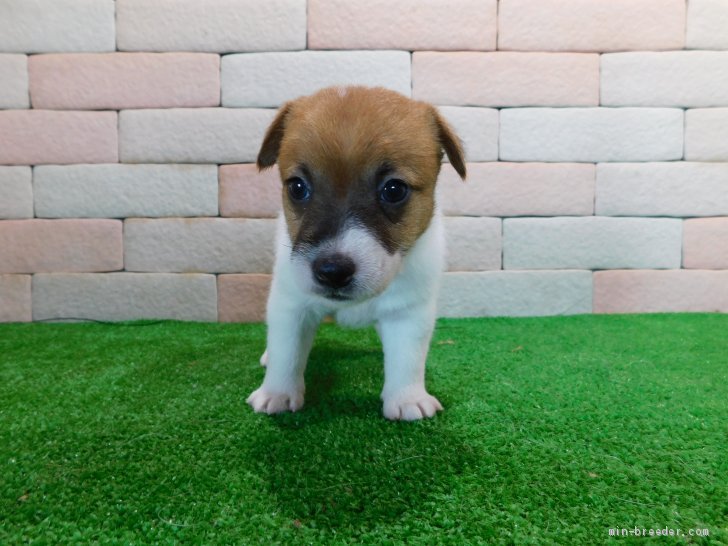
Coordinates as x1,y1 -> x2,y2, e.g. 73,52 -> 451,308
257,86 -> 465,252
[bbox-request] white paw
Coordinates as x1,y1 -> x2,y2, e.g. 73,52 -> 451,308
259,350 -> 268,367
382,389 -> 443,421
247,386 -> 304,415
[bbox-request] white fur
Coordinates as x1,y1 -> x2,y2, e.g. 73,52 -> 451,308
246,211 -> 446,420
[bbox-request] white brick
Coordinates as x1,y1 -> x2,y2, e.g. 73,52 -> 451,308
444,217 -> 501,271
597,163 -> 728,217
437,107 -> 498,162
687,0 -> 728,49
602,52 -> 728,107
0,0 -> 114,53
0,55 -> 28,108
503,217 -> 682,270
33,273 -> 217,322
500,108 -> 683,162
124,218 -> 276,273
221,51 -> 411,107
0,167 -> 32,219
119,108 -> 276,164
34,165 -> 218,219
438,271 -> 592,317
685,108 -> 728,161
117,0 -> 306,52
437,162 -> 595,217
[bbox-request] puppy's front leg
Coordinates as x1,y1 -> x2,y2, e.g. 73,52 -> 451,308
378,307 -> 443,421
247,300 -> 319,415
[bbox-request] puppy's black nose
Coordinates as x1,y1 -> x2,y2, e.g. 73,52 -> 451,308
313,254 -> 356,289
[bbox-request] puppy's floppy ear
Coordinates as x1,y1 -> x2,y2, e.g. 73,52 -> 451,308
257,102 -> 293,171
431,108 -> 466,181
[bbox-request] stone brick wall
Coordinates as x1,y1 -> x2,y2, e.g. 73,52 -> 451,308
1,0 -> 727,322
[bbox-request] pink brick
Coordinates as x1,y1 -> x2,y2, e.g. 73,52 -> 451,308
0,275 -> 31,322
29,53 -> 220,110
437,162 -> 595,216
413,52 -> 598,107
0,219 -> 122,273
219,165 -> 282,218
218,274 -> 271,322
308,0 -> 496,51
684,218 -> 728,270
0,111 -> 117,165
594,270 -> 728,313
499,0 -> 685,52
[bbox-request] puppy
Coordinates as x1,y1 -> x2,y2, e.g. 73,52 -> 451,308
247,86 -> 466,421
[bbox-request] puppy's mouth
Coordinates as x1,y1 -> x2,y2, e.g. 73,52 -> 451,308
313,279 -> 357,302
322,290 -> 353,302
291,224 -> 403,303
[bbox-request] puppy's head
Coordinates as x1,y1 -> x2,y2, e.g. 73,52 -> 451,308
258,86 -> 466,302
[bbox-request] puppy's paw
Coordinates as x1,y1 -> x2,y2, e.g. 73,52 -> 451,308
259,350 -> 268,367
247,386 -> 304,415
382,389 -> 443,421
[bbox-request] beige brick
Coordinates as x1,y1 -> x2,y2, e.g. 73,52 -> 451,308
218,274 -> 271,322
0,167 -> 33,219
683,218 -> 728,269
124,218 -> 276,273
33,273 -> 217,321
117,0 -> 306,52
602,52 -> 728,108
0,54 -> 29,108
413,52 -> 598,107
437,107 -> 498,162
219,165 -> 282,218
308,0 -> 496,51
437,162 -> 595,217
34,164 -> 218,219
685,108 -> 728,161
0,110 -> 117,165
596,163 -> 728,217
503,217 -> 682,270
444,217 -> 501,271
498,0 -> 685,52
29,53 -> 220,110
594,270 -> 728,313
221,51 -> 411,107
0,219 -> 122,273
0,0 -> 115,53
500,108 -> 683,163
438,270 -> 592,317
0,275 -> 31,322
687,0 -> 728,50
119,108 -> 275,164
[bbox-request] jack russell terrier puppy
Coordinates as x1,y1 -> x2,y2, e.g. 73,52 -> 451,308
247,86 -> 466,421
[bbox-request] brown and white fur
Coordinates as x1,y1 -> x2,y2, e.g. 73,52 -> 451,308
247,86 -> 466,421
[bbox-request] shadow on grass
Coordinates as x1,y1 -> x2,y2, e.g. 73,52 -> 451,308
247,339 -> 480,531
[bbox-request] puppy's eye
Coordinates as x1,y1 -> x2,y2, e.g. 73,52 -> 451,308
287,177 -> 311,202
379,179 -> 409,204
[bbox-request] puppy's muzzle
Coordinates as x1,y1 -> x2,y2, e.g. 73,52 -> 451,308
312,253 -> 356,290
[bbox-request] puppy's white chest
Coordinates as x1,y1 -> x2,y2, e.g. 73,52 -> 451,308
333,300 -> 378,328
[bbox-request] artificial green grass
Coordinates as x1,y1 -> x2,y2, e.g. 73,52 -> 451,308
1,315 -> 726,544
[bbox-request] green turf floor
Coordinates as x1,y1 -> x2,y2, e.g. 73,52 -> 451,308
1,314 -> 726,544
